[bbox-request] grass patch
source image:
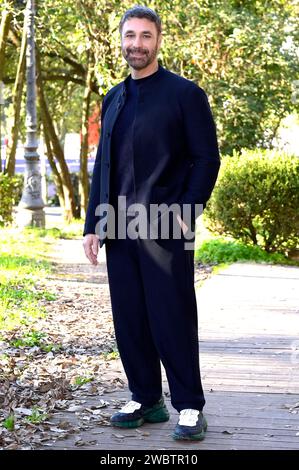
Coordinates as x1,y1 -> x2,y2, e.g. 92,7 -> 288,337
2,415 -> 15,431
101,348 -> 120,361
25,408 -> 48,424
72,376 -> 94,387
41,219 -> 84,239
195,238 -> 297,265
0,279 -> 46,331
0,227 -> 57,332
0,227 -> 57,262
57,220 -> 84,239
10,330 -> 46,348
9,330 -> 62,352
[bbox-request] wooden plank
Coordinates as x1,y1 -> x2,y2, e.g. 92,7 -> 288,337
42,435 -> 299,451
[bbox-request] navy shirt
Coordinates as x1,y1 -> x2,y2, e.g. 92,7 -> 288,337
110,70 -> 160,215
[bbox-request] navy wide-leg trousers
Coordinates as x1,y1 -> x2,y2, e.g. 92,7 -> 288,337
105,220 -> 205,412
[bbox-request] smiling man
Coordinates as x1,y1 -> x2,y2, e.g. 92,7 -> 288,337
83,5 -> 220,441
122,18 -> 160,72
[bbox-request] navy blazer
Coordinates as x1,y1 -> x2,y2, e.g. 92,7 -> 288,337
83,65 -> 220,246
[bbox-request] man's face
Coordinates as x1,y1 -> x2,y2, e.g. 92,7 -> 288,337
121,18 -> 161,70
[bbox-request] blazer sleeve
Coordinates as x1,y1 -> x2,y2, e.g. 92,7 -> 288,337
179,83 -> 220,218
83,96 -> 107,236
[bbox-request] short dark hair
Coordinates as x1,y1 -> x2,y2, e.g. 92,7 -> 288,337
119,5 -> 162,35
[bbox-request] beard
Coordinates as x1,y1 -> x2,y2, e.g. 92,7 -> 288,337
122,44 -> 158,70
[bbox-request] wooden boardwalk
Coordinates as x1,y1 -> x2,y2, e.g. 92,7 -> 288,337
42,259 -> 299,450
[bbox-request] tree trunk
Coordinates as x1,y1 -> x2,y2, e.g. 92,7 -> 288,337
79,57 -> 93,219
0,8 -> 13,172
42,124 -> 65,208
36,50 -> 77,221
5,20 -> 27,176
0,9 -> 12,80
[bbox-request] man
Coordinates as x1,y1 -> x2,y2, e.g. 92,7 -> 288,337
83,5 -> 220,441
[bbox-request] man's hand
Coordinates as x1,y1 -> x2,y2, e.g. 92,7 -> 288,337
83,234 -> 100,265
176,213 -> 188,235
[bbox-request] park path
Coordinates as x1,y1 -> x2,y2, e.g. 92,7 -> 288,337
36,238 -> 299,450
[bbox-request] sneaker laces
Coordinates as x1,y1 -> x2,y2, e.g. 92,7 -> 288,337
120,400 -> 142,414
178,409 -> 199,426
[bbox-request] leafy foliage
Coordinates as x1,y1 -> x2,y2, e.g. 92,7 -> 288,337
161,0 -> 299,153
2,414 -> 15,431
205,150 -> 299,253
0,174 -> 23,225
25,407 -> 48,424
2,0 -> 298,154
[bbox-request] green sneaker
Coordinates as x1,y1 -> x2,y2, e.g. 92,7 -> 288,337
110,397 -> 170,428
172,409 -> 208,441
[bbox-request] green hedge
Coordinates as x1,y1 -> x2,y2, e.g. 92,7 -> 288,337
195,239 -> 291,265
0,174 -> 24,226
205,150 -> 299,253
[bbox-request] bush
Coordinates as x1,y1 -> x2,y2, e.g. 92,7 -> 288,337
0,174 -> 24,226
205,150 -> 299,253
195,238 -> 291,265
12,174 -> 24,205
